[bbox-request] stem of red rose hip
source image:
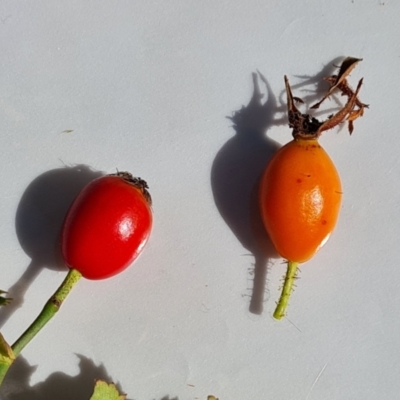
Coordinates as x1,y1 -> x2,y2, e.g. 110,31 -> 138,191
273,261 -> 298,320
0,268 -> 82,386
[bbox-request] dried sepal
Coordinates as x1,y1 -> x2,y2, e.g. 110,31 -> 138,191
323,75 -> 368,111
332,57 -> 363,91
311,57 -> 363,109
285,75 -> 323,139
284,57 -> 367,139
316,78 -> 363,135
293,96 -> 304,104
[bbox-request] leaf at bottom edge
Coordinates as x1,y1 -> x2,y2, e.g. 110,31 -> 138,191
88,380 -> 126,400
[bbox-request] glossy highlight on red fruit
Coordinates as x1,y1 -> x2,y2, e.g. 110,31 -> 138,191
61,172 -> 152,280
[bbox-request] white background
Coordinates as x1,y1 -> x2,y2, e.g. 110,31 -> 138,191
0,1 -> 398,399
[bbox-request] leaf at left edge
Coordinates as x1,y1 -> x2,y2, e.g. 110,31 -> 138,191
88,380 -> 126,400
0,332 -> 15,365
0,290 -> 12,306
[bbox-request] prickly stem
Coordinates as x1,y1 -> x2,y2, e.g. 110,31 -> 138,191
273,261 -> 299,320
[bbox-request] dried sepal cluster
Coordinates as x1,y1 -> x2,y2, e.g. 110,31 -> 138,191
286,57 -> 367,139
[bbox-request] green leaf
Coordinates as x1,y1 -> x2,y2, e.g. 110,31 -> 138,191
0,290 -> 12,306
88,379 -> 219,400
89,380 -> 126,400
0,332 -> 14,365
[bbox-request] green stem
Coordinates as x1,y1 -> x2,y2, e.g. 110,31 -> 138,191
273,261 -> 298,320
0,269 -> 82,387
12,268 -> 82,356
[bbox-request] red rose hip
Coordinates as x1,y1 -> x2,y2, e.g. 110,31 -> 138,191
61,172 -> 152,280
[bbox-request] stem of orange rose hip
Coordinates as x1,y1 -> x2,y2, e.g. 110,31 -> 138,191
273,261 -> 298,320
11,268 -> 82,356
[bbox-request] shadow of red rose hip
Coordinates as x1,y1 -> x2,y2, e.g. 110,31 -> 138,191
0,165 -> 104,328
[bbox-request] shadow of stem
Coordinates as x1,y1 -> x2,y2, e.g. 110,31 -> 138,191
211,72 -> 281,315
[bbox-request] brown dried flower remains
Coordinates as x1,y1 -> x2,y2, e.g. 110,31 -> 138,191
286,57 -> 368,139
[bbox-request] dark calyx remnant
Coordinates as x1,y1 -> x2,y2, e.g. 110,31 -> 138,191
111,171 -> 152,206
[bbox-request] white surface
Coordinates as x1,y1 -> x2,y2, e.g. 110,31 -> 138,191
0,1 -> 398,399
